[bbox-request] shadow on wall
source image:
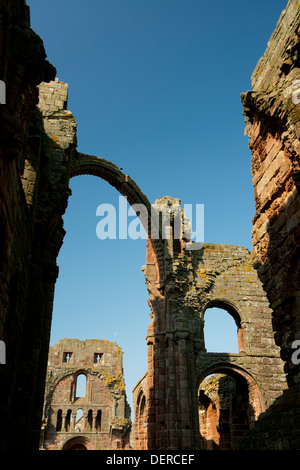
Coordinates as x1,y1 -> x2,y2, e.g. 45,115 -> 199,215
198,372 -> 256,450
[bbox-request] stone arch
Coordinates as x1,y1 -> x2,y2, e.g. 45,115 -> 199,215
202,299 -> 245,353
69,152 -> 165,287
136,388 -> 146,418
197,362 -> 264,419
62,436 -> 94,450
197,364 -> 265,449
135,388 -> 147,450
44,370 -> 88,416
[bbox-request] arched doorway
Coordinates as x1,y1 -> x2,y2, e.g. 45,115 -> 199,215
62,436 -> 93,450
197,365 -> 263,450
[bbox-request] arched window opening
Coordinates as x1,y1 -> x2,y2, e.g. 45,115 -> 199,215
95,410 -> 102,432
62,437 -> 90,450
135,392 -> 147,450
204,307 -> 239,353
140,395 -> 146,416
68,443 -> 87,450
65,409 -> 72,432
56,409 -> 62,432
76,374 -> 87,398
75,408 -> 84,432
198,372 -> 254,450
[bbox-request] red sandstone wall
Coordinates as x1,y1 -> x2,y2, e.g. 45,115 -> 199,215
241,0 -> 300,388
0,0 -> 56,451
40,339 -> 131,450
238,0 -> 300,450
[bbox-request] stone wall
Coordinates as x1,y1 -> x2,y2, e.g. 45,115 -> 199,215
239,0 -> 300,450
40,339 -> 131,450
132,373 -> 148,450
241,1 -> 300,385
0,0 -> 295,451
0,0 -> 56,450
135,201 -> 287,449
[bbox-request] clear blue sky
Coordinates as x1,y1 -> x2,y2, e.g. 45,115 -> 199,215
27,0 -> 287,413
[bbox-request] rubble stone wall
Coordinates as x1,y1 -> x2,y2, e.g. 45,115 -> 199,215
239,0 -> 300,449
40,339 -> 131,450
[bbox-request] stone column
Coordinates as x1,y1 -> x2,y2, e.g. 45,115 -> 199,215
165,333 -> 178,449
92,414 -> 97,431
84,412 -> 89,431
146,336 -> 155,449
176,332 -> 191,448
154,333 -> 167,449
63,412 -> 69,432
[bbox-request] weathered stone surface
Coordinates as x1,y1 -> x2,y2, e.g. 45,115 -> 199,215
0,0 -> 296,452
132,373 -> 148,450
0,0 -> 56,451
134,202 -> 287,449
198,373 -> 255,450
239,0 -> 300,450
40,339 -> 131,450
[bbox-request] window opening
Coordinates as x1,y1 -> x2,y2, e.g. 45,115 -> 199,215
94,353 -> 103,364
76,374 -> 87,398
63,352 -> 72,363
204,307 -> 239,353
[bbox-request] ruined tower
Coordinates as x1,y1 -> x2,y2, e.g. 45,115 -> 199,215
40,339 -> 131,450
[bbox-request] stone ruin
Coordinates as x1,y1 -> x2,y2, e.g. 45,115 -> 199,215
39,339 -> 131,450
0,0 -> 299,450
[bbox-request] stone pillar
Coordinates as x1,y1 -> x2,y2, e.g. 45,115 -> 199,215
155,333 -> 168,449
165,333 -> 178,449
146,319 -> 155,449
63,412 -> 68,432
176,333 -> 192,448
71,412 -> 75,431
92,414 -> 97,431
84,412 -> 89,431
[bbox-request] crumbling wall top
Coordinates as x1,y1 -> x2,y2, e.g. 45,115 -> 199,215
251,0 -> 300,91
48,338 -> 124,372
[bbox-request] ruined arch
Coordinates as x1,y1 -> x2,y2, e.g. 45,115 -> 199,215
197,363 -> 264,419
62,436 -> 93,450
197,364 -> 264,449
134,388 -> 147,450
136,388 -> 146,411
30,81 -> 287,451
202,299 -> 243,326
69,152 -> 165,289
